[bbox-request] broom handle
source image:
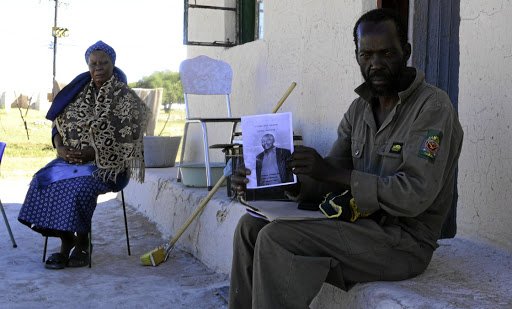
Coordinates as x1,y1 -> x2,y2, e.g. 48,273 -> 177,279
272,82 -> 296,113
168,174 -> 227,249
167,82 -> 297,251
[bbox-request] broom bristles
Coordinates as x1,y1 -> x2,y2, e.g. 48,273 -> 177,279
140,246 -> 166,266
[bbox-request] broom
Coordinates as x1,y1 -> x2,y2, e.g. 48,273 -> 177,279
141,82 -> 297,266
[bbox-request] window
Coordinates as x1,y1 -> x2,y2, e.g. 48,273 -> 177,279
183,0 -> 262,47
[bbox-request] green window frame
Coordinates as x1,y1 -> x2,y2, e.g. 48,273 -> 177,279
183,0 -> 259,47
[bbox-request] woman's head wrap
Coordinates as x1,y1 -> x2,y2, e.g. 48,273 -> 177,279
85,40 -> 116,65
47,40 -> 127,122
84,40 -> 126,83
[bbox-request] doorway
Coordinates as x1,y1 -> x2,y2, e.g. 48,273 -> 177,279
379,0 -> 461,238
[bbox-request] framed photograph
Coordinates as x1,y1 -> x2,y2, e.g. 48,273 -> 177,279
241,112 -> 296,189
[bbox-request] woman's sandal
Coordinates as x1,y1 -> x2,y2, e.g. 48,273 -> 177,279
45,252 -> 68,269
67,245 -> 92,268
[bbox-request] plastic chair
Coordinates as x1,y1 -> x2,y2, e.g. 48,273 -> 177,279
177,55 -> 240,190
0,141 -> 17,248
42,190 -> 130,268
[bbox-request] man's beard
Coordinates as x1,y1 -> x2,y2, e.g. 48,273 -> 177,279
362,68 -> 403,97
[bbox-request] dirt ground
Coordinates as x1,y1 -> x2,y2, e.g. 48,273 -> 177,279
0,178 -> 230,309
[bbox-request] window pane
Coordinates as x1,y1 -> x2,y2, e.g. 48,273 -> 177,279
239,0 -> 255,44
186,4 -> 237,44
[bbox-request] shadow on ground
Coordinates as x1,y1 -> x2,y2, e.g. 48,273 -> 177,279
0,180 -> 229,309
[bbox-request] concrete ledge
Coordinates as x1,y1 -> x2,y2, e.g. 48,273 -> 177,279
310,238 -> 512,308
122,168 -> 512,308
121,167 -> 245,274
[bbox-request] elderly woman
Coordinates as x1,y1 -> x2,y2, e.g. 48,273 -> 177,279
18,41 -> 150,269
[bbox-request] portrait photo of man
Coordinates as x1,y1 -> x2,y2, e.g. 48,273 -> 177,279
255,133 -> 294,186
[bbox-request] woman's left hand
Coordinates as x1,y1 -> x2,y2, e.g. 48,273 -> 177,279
58,146 -> 95,164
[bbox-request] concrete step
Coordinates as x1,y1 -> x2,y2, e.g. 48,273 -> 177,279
311,238 -> 512,308
123,168 -> 512,309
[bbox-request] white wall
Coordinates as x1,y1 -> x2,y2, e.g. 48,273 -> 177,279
185,0 -> 372,163
457,1 -> 512,251
184,0 -> 512,252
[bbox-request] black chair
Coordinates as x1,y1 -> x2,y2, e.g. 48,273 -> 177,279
43,190 -> 130,268
0,141 -> 17,248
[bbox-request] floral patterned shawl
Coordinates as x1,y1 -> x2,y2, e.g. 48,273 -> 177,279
56,75 -> 150,183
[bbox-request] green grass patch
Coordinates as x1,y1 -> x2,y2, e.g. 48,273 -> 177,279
0,107 -> 185,179
0,109 -> 55,179
154,107 -> 186,137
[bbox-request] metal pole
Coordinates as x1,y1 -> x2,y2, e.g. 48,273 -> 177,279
52,0 -> 58,84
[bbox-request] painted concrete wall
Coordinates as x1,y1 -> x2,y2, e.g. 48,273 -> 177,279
183,0 -> 373,165
457,1 -> 512,251
183,0 -> 512,252
123,168 -> 246,274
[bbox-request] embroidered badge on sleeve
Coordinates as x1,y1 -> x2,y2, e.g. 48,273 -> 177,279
418,130 -> 443,163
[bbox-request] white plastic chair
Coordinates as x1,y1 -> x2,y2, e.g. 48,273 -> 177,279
178,55 -> 240,190
0,141 -> 17,248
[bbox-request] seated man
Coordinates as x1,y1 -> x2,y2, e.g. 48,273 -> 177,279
229,8 -> 464,309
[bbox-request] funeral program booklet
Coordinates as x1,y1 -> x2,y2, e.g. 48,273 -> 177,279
237,198 -> 327,222
241,112 -> 297,189
239,112 -> 325,221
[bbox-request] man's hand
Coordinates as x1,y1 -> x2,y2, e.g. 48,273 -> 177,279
230,164 -> 250,197
289,146 -> 333,180
289,145 -> 352,188
57,146 -> 95,165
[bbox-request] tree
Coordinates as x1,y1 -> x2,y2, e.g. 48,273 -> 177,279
130,71 -> 184,105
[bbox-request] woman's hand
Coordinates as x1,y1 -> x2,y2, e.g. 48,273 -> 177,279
57,146 -> 95,165
230,164 -> 250,197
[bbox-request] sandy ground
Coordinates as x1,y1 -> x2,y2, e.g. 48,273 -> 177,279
0,178 -> 230,309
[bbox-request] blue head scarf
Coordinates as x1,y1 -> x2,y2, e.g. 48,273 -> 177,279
46,40 -> 127,121
85,40 -> 116,65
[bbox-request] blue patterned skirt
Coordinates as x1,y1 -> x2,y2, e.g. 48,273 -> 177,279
18,158 -> 129,236
18,175 -> 112,236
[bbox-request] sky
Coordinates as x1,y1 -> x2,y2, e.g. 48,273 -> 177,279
0,0 -> 187,91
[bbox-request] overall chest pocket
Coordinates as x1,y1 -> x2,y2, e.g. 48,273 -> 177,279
376,142 -> 404,173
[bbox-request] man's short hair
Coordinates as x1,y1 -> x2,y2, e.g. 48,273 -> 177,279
353,8 -> 408,51
262,133 -> 275,141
